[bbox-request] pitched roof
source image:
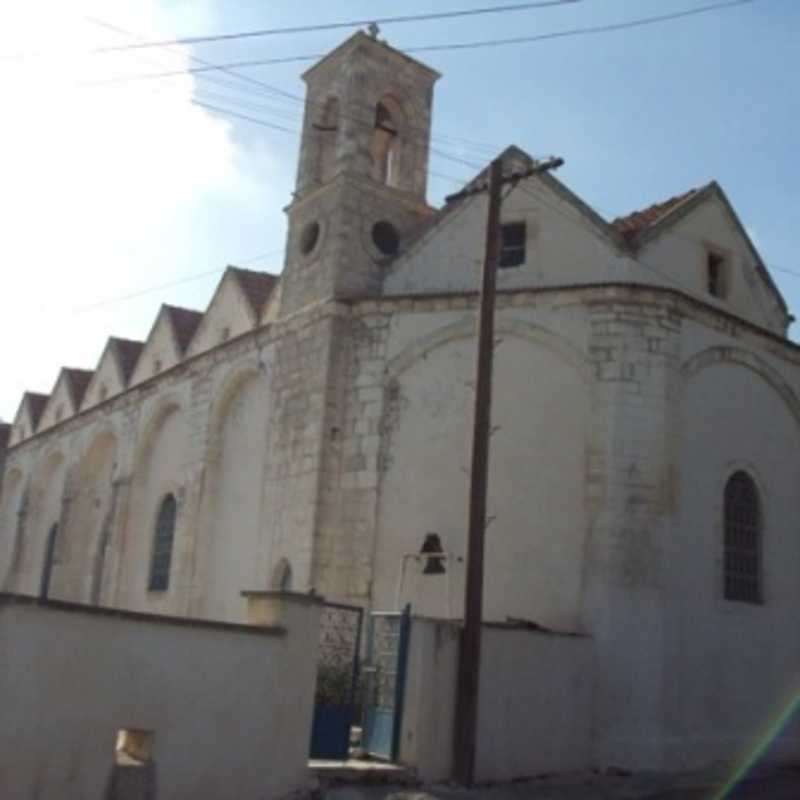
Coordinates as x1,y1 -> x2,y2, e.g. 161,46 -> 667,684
111,337 -> 144,384
229,267 -> 278,318
63,368 -> 94,410
611,187 -> 704,243
163,305 -> 203,354
25,392 -> 49,430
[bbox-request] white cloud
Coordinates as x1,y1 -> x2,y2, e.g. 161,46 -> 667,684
0,1 -> 264,419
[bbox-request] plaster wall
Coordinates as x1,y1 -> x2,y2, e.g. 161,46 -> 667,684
81,344 -> 124,411
201,373 -> 271,621
383,176 -> 623,296
476,626 -> 594,781
37,373 -> 75,432
49,430 -> 118,603
372,306 -> 590,628
187,275 -> 257,357
662,356 -> 800,768
129,311 -> 181,387
399,618 -> 594,782
0,467 -> 25,585
114,404 -> 192,614
0,595 -> 319,800
13,450 -> 67,595
0,329 -> 289,621
635,198 -> 785,334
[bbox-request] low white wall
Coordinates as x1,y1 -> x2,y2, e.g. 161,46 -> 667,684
399,618 -> 460,782
0,593 -> 320,800
475,625 -> 594,782
399,618 -> 593,783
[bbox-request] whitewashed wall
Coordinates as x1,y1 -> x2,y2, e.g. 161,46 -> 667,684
0,594 -> 319,800
399,618 -> 594,782
662,346 -> 800,768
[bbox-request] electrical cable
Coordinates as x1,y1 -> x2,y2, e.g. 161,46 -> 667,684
83,0 -> 759,81
89,1 -> 586,53
83,17 -> 509,168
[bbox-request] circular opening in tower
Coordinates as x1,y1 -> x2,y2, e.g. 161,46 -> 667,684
300,221 -> 321,256
372,221 -> 400,256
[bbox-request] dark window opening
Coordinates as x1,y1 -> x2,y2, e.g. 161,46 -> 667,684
421,532 -> 446,575
39,522 -> 59,599
723,471 -> 761,604
148,494 -> 176,592
372,221 -> 400,256
707,251 -> 726,298
300,221 -> 320,256
499,222 -> 526,268
372,98 -> 402,186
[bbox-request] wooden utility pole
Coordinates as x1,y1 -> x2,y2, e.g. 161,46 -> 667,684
451,155 -> 564,786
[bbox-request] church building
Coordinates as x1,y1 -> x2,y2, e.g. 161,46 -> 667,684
2,31 -> 799,770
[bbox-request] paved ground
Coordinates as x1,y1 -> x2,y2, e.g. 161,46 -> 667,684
320,764 -> 800,799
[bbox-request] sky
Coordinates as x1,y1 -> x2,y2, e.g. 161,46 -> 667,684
1,0 -> 798,421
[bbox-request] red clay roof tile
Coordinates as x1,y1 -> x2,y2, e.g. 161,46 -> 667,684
25,392 -> 49,430
611,188 -> 701,242
63,368 -> 94,410
163,306 -> 204,354
229,267 -> 277,318
111,338 -> 144,384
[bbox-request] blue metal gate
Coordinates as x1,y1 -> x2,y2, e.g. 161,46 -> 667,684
362,605 -> 411,761
309,601 -> 363,760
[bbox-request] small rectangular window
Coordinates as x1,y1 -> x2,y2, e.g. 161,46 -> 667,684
707,251 -> 727,298
499,222 -> 526,268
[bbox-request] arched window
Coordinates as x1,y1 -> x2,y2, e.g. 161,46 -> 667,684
280,563 -> 293,592
723,471 -> 761,604
371,97 -> 403,187
272,558 -> 293,592
39,522 -> 59,599
148,494 -> 177,592
315,97 -> 339,184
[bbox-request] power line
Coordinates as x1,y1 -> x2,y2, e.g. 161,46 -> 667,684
190,99 -> 297,134
73,249 -> 284,314
83,17 -> 509,168
89,1 -> 585,53
410,0 -> 757,54
83,0 -> 759,81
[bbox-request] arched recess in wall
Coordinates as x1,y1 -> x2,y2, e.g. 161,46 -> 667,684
55,430 -> 118,604
376,318 -> 591,629
271,557 -> 293,592
680,346 -> 800,427
315,96 -> 340,184
202,369 -> 271,622
673,345 -> 800,635
22,451 -> 67,597
371,94 -> 411,188
385,317 -> 593,385
0,467 -> 25,587
118,399 -> 188,609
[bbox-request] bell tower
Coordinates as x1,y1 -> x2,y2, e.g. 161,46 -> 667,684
280,31 -> 440,314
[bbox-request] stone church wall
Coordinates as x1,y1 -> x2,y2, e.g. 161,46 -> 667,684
0,328 -> 285,623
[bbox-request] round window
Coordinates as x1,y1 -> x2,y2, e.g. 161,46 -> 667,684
372,221 -> 400,256
300,221 -> 321,256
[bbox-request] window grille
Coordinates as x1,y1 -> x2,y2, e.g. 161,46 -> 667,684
148,494 -> 177,592
499,222 -> 526,268
723,471 -> 761,604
